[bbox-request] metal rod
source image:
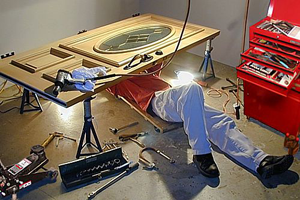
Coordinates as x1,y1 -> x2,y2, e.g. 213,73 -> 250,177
87,163 -> 139,200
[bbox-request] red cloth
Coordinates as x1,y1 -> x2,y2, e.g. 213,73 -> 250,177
107,64 -> 170,111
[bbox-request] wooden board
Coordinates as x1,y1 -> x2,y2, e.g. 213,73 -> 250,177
119,96 -> 183,133
59,15 -> 204,67
11,48 -> 75,73
0,14 -> 220,107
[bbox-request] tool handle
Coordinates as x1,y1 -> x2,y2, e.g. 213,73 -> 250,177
126,162 -> 139,172
129,138 -> 146,148
118,131 -> 147,141
41,134 -> 55,148
0,159 -> 6,170
62,135 -> 77,142
155,150 -> 175,163
118,121 -> 139,130
233,103 -> 241,120
87,163 -> 139,200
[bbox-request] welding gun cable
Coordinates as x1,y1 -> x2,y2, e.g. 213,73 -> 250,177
84,0 -> 191,85
123,54 -> 145,70
88,74 -> 117,81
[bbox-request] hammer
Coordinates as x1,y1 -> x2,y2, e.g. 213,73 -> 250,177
109,122 -> 139,134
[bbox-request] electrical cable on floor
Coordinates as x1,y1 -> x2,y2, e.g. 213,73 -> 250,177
0,97 -> 37,114
0,81 -> 23,113
0,106 -> 20,114
0,96 -> 22,106
0,81 -> 23,98
0,80 -> 7,94
206,87 -> 233,114
206,84 -> 245,116
0,97 -> 21,113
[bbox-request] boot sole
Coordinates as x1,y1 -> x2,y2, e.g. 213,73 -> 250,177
261,155 -> 294,179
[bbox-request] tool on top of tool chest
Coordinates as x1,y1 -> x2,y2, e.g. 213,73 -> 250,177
0,145 -> 58,200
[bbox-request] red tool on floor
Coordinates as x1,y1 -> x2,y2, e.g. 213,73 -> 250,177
284,129 -> 300,155
0,145 -> 58,200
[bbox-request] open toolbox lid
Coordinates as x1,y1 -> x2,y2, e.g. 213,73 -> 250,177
268,0 -> 300,25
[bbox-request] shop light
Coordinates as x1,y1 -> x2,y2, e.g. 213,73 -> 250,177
171,71 -> 194,86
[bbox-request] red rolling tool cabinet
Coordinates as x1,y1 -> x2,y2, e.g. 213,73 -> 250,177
237,0 -> 300,137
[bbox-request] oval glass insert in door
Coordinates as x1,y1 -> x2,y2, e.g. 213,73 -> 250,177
94,25 -> 175,54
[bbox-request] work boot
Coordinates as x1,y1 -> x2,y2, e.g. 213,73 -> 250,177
193,153 -> 220,178
257,155 -> 294,179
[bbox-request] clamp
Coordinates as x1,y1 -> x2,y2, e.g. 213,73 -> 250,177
119,132 -> 175,170
139,147 -> 175,170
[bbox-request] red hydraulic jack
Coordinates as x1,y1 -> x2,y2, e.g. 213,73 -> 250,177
0,145 -> 58,200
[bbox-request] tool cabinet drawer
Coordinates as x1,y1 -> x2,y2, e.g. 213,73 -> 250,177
241,46 -> 299,74
237,61 -> 297,97
250,17 -> 300,48
250,37 -> 300,60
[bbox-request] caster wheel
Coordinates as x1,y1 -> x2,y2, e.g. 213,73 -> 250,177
47,167 -> 58,180
154,126 -> 161,133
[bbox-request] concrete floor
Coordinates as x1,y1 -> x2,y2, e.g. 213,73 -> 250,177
0,52 -> 299,200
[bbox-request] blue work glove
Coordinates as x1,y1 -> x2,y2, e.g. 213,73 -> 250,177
72,67 -> 107,92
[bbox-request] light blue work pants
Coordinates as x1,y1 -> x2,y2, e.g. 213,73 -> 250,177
151,82 -> 267,172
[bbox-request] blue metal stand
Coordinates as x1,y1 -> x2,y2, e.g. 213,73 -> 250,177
76,96 -> 102,158
199,40 -> 215,80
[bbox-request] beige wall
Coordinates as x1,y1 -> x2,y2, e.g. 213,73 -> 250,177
0,0 -> 139,86
140,0 -> 270,67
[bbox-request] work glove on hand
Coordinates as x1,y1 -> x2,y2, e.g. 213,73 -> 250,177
72,67 -> 107,92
